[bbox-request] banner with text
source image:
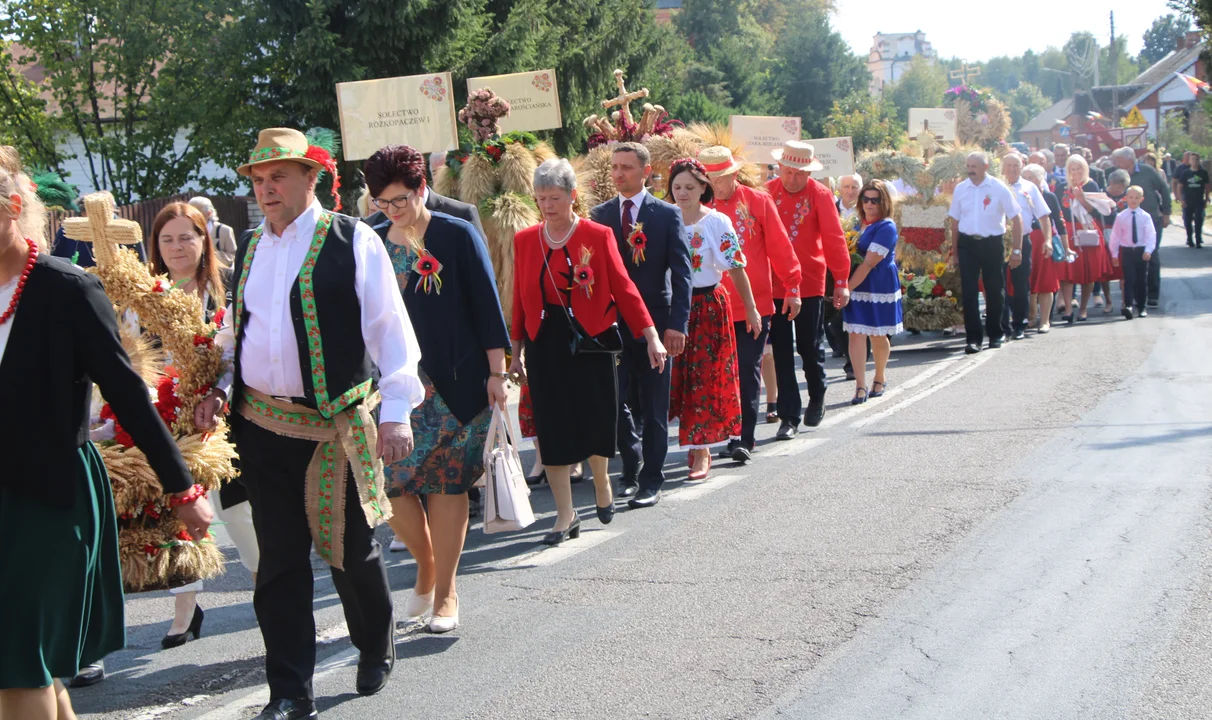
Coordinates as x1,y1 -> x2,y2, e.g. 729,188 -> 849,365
907,108 -> 958,142
800,137 -> 855,178
729,115 -> 802,164
466,70 -> 562,133
336,73 -> 458,161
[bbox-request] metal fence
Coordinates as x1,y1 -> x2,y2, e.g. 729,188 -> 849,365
48,194 -> 252,245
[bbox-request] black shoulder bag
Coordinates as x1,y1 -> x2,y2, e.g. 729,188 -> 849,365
542,245 -> 624,356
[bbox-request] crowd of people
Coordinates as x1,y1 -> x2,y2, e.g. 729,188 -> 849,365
0,130 -> 1186,720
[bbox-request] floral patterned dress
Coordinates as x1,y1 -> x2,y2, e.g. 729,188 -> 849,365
382,240 -> 492,496
669,209 -> 746,448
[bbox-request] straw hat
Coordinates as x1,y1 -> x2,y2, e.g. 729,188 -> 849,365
698,146 -> 744,177
237,128 -> 326,177
771,140 -> 824,172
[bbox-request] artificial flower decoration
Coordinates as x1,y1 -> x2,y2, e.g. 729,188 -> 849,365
627,223 -> 648,265
573,246 -> 595,298
412,249 -> 444,295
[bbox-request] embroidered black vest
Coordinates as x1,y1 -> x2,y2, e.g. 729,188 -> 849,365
231,211 -> 375,418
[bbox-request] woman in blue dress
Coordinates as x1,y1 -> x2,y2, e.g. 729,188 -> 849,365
843,179 -> 903,405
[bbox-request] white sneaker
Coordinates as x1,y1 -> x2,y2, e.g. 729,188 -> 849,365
428,597 -> 459,634
389,539 -> 407,553
403,589 -> 434,619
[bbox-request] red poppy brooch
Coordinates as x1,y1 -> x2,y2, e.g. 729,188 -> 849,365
572,246 -> 595,298
412,249 -> 443,295
626,223 -> 648,265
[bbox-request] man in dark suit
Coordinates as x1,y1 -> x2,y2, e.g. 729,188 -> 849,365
590,142 -> 691,509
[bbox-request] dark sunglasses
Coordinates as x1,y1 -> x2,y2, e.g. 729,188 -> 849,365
861,195 -> 882,204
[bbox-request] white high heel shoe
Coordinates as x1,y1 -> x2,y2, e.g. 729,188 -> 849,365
428,596 -> 459,634
403,589 -> 434,619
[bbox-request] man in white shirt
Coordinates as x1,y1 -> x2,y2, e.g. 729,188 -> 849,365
195,128 -> 423,719
837,173 -> 862,222
1108,186 -> 1157,318
947,152 -> 1023,354
1000,154 -> 1053,339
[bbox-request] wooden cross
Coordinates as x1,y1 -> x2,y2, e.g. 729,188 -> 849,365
60,192 -> 143,268
601,69 -> 649,126
949,62 -> 982,85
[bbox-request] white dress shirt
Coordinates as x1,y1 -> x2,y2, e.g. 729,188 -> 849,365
948,175 -> 1022,237
216,200 -> 423,424
1008,178 -> 1050,234
840,204 -> 858,223
618,188 -> 648,226
0,275 -> 15,362
685,209 -> 746,287
1109,208 -> 1158,256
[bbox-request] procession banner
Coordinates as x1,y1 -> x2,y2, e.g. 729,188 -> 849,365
466,70 -> 562,133
729,115 -> 801,164
907,108 -> 958,142
801,136 -> 854,178
336,72 -> 458,161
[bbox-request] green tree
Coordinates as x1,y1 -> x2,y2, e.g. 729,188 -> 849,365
667,90 -> 733,125
885,56 -> 950,124
1002,82 -> 1051,133
767,8 -> 866,136
676,0 -> 777,115
0,44 -> 63,170
1141,14 -> 1192,66
1168,0 -> 1210,43
823,91 -> 903,152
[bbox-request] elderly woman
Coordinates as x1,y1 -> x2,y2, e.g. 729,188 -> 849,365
1021,163 -> 1069,333
0,158 -> 212,719
1058,155 -> 1112,322
510,159 -> 665,544
146,203 -> 260,649
365,145 -> 511,633
843,179 -> 902,403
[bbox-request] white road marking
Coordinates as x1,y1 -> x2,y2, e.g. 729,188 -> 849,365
498,528 -> 624,569
665,473 -> 748,502
193,643 -> 364,720
850,349 -> 997,429
764,437 -> 830,458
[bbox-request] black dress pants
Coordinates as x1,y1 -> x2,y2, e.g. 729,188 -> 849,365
1148,215 -> 1163,302
957,234 -> 1005,346
734,315 -> 771,448
1183,202 -> 1205,245
1121,246 -> 1149,311
616,313 -> 671,491
233,414 -> 393,701
770,297 -> 826,424
1001,234 -> 1033,335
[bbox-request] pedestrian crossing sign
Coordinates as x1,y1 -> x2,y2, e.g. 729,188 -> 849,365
1123,106 -> 1147,128
1059,125 -> 1071,136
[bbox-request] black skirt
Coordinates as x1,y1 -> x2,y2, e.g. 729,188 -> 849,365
525,306 -> 619,466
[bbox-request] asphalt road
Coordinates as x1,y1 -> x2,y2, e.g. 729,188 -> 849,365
76,226 -> 1212,720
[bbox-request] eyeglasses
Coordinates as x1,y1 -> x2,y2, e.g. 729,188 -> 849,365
370,192 -> 416,210
861,195 -> 882,204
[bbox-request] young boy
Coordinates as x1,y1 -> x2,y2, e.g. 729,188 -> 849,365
1109,185 -> 1157,319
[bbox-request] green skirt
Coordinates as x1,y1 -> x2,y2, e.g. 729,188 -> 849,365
0,443 -> 125,688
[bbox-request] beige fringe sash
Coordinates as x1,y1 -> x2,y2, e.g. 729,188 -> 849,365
237,388 -> 392,569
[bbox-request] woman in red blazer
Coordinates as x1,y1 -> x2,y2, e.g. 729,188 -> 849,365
509,158 -> 665,545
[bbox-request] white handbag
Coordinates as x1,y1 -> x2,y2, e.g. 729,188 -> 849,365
1074,229 -> 1101,247
481,406 -> 536,534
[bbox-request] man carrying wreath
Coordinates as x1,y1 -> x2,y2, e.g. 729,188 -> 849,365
590,142 -> 691,508
195,128 -> 424,719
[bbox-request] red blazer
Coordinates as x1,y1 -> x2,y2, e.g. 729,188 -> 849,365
512,219 -> 654,342
767,177 -> 852,298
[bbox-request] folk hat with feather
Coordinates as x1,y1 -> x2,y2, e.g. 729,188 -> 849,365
239,127 -> 344,210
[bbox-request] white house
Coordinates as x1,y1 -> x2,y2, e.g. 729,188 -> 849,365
867,31 -> 936,95
1112,31 -> 1206,139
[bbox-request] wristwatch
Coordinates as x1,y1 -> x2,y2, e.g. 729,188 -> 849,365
489,372 -> 511,380
1012,249 -> 1022,255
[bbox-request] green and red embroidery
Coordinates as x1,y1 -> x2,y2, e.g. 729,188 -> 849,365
346,410 -> 386,521
316,441 -> 337,559
247,146 -> 310,164
241,391 -> 333,429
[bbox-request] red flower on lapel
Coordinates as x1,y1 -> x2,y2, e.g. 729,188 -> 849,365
626,223 -> 648,265
573,246 -> 595,298
412,249 -> 443,295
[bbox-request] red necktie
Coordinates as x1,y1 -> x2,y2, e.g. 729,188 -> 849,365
622,198 -> 634,240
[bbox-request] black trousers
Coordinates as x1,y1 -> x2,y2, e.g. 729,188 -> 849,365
733,315 -> 771,448
233,414 -> 393,701
770,297 -> 826,424
1148,215 -> 1163,302
1001,234 -> 1033,335
1183,202 -> 1206,244
1121,247 -> 1149,311
957,234 -> 1005,346
617,314 -> 671,491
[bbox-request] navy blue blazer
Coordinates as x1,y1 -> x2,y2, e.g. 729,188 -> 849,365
590,193 -> 692,334
376,212 -> 510,424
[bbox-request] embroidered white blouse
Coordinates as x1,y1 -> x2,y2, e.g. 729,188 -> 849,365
683,209 -> 746,288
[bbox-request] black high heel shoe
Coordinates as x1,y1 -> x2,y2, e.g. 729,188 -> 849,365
596,500 -> 615,525
526,470 -> 546,487
541,514 -> 581,545
162,605 -> 204,649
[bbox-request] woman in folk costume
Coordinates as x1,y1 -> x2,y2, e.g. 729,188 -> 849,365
1057,154 -> 1113,323
0,156 -> 212,718
665,158 -> 760,481
196,128 -> 423,719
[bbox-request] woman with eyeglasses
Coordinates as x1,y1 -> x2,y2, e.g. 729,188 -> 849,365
364,145 -> 511,634
842,179 -> 902,405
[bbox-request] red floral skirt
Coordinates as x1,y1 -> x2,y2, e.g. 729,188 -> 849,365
1101,242 -> 1123,281
670,285 -> 742,448
1028,228 -> 1060,294
1059,220 -> 1113,285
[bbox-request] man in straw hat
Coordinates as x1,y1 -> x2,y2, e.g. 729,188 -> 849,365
766,141 -> 852,435
700,145 -> 802,462
195,128 -> 423,719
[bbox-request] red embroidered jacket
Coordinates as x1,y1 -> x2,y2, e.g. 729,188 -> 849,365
708,184 -> 802,317
512,219 -> 654,342
767,177 -> 852,298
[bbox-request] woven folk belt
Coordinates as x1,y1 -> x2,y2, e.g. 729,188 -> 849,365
237,387 -> 391,570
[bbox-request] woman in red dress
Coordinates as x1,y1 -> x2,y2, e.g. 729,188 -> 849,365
665,159 -> 761,481
1021,163 -> 1069,333
1057,155 -> 1112,322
